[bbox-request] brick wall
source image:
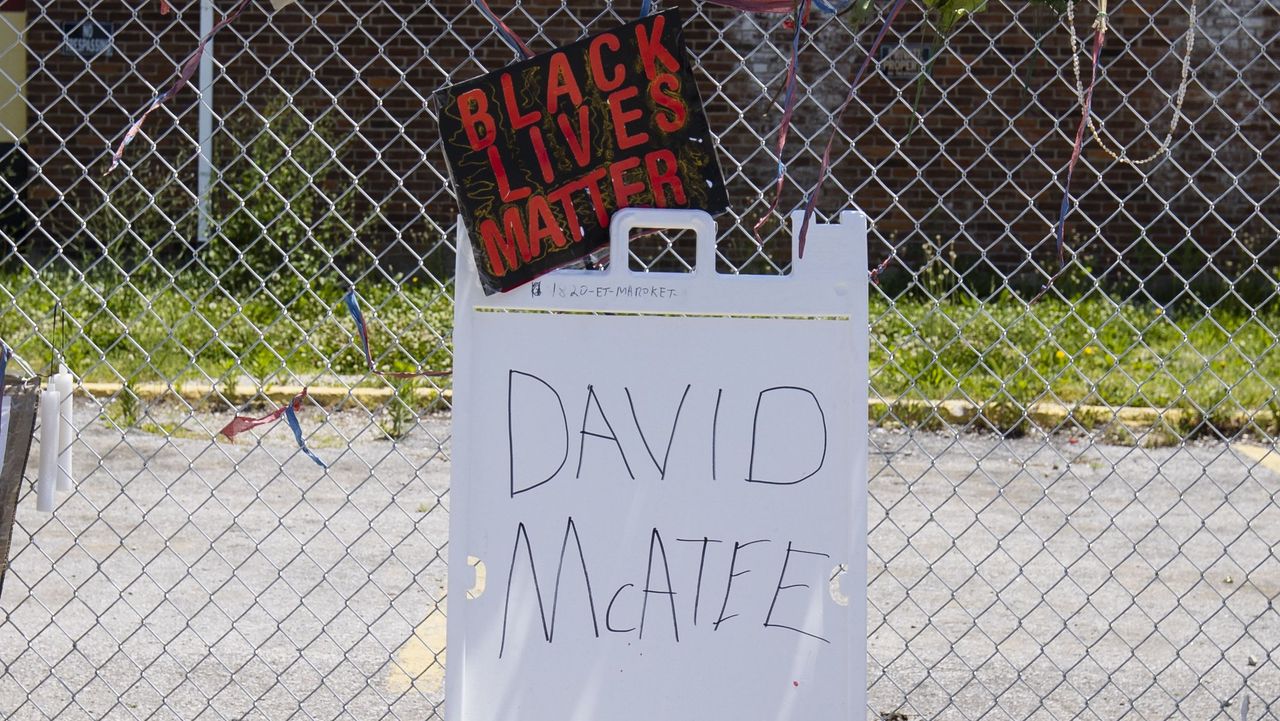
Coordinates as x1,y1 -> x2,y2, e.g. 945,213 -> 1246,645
15,0 -> 1279,286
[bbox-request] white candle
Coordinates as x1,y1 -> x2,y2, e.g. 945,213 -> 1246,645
53,366 -> 74,492
0,397 -> 10,471
37,389 -> 59,513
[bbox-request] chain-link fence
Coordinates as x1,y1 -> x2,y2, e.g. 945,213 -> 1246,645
0,0 -> 1277,718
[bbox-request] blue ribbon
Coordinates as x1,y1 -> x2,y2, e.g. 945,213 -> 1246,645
284,403 -> 327,469
343,290 -> 373,370
344,289 -> 450,379
474,0 -> 534,59
811,0 -> 854,12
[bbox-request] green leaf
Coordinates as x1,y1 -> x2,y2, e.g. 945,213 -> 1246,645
838,0 -> 879,28
925,0 -> 988,33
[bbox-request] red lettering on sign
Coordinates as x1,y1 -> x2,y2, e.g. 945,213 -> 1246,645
527,194 -> 568,255
650,73 -> 687,133
546,52 -> 584,111
645,149 -> 686,207
528,126 -> 556,184
487,146 -> 531,202
607,86 -> 649,150
581,167 -> 610,226
558,106 -> 592,168
547,183 -> 586,243
635,14 -> 679,80
588,32 -> 624,92
610,156 -> 646,209
440,11 -> 729,292
458,89 -> 495,151
479,209 -> 526,276
501,73 -> 541,130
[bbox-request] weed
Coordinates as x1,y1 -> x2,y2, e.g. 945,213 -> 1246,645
207,92 -> 372,289
105,379 -> 141,432
380,377 -> 420,441
139,420 -> 208,441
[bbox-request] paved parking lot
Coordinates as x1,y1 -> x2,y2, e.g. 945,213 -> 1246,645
0,401 -> 1275,720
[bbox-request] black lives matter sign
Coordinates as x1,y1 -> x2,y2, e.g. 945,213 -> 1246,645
436,9 -> 728,295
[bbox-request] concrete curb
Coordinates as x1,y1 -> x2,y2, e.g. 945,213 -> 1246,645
870,396 -> 1278,442
79,381 -> 452,409
74,382 -> 1276,441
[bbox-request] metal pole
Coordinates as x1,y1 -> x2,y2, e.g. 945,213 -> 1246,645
196,0 -> 214,247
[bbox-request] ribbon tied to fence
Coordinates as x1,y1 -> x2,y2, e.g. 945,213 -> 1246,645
218,388 -> 327,468
343,290 -> 451,379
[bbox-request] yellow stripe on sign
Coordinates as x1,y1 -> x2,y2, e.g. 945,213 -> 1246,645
476,307 -> 850,321
1235,443 -> 1280,478
0,9 -> 26,144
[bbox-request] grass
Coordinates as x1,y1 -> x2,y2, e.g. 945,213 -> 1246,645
1,268 -> 1277,416
873,289 -> 1280,414
0,267 -> 453,387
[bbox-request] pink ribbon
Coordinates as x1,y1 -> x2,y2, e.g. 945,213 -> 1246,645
218,388 -> 307,441
796,0 -> 911,259
751,0 -> 811,246
107,0 -> 253,173
1034,22 -> 1107,302
218,387 -> 327,468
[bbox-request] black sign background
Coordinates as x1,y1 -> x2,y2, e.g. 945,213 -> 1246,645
436,9 -> 728,295
60,20 -> 115,59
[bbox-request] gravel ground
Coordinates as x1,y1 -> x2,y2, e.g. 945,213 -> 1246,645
0,400 -> 1275,720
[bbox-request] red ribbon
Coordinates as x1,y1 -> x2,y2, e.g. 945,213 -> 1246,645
752,0 -> 811,246
218,388 -> 308,441
474,0 -> 534,59
796,0 -> 911,259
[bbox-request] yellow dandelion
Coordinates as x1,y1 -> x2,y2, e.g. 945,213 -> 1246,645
1084,346 -> 1095,356
1055,350 -> 1066,360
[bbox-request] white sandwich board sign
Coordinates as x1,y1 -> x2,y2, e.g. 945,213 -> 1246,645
448,207 -> 868,720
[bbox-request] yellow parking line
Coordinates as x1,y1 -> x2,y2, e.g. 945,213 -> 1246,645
386,602 -> 447,695
385,561 -> 485,695
1235,443 -> 1280,477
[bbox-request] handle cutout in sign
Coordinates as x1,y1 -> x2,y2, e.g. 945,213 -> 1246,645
435,9 -> 729,295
